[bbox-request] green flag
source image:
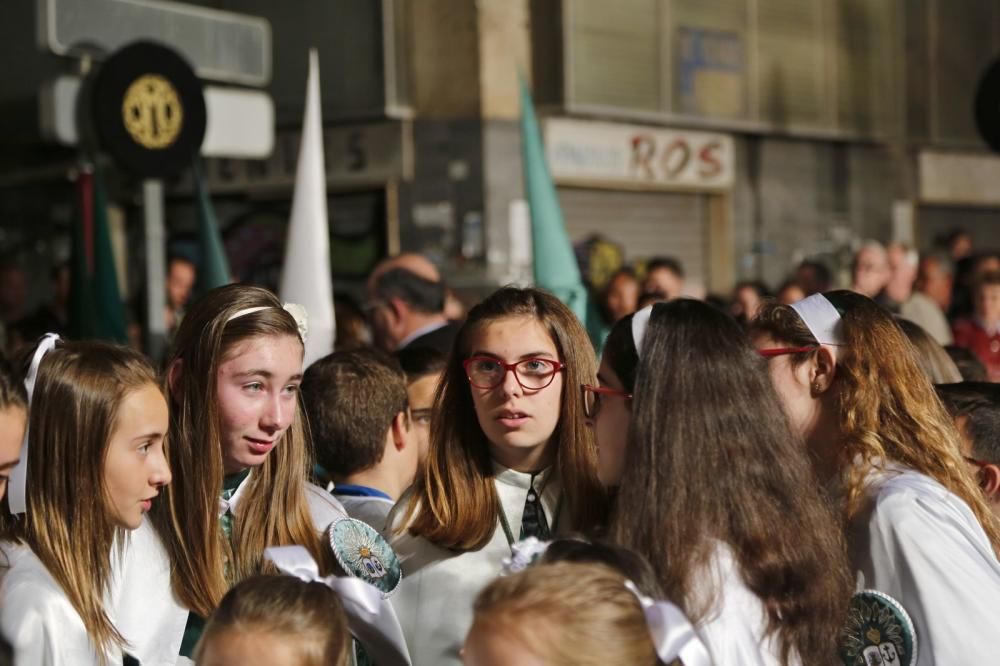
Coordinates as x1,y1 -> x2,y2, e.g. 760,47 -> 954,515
193,160 -> 232,292
520,78 -> 603,342
92,166 -> 128,343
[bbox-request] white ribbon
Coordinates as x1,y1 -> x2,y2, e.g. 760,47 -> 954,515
264,545 -> 411,666
227,303 -> 309,344
625,581 -> 713,666
8,333 -> 60,515
790,293 -> 844,346
500,537 -> 551,576
631,305 -> 654,360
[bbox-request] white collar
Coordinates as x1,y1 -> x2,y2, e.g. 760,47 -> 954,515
218,470 -> 253,519
398,320 -> 449,349
491,460 -> 554,490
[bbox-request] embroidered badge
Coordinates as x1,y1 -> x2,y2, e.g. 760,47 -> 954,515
328,518 -> 401,597
839,589 -> 916,666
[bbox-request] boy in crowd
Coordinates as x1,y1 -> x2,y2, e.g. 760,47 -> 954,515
301,349 -> 418,532
937,382 -> 1000,520
395,346 -> 445,463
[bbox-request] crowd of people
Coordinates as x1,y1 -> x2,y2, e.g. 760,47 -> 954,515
0,233 -> 999,665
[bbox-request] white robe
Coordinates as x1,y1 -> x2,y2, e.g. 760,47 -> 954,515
847,464 -> 1000,666
0,543 -> 120,666
336,494 -> 396,535
224,473 -> 349,533
111,520 -> 188,666
389,465 -> 563,666
692,542 -> 792,666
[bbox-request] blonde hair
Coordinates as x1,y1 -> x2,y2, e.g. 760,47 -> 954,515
472,561 -> 662,665
0,340 -> 161,659
194,574 -> 350,666
399,287 -> 606,550
896,318 -> 963,384
752,291 -> 1000,555
152,285 -> 329,617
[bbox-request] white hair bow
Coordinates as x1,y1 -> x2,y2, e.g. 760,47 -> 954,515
264,545 -> 411,666
625,581 -> 713,666
8,332 -> 60,515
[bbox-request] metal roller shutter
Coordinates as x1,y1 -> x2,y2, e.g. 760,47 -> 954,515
558,187 -> 709,296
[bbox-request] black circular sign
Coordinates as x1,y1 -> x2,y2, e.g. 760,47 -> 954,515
974,57 -> 1000,153
91,41 -> 206,178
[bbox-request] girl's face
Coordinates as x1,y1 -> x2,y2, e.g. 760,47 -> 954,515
216,334 -> 304,475
467,316 -> 564,472
592,357 -> 631,486
104,383 -> 171,529
752,333 -> 821,441
0,405 -> 26,500
463,620 -> 546,666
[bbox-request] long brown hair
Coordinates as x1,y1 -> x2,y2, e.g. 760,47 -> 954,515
472,561 -> 661,665
151,285 -> 327,617
752,290 -> 1000,554
0,340 -> 160,658
194,574 -> 350,666
613,299 -> 851,665
399,287 -> 606,550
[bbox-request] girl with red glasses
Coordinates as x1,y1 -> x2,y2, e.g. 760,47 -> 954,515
751,291 -> 1000,665
390,287 -> 606,665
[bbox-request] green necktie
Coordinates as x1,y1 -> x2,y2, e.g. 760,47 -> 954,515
519,473 -> 551,540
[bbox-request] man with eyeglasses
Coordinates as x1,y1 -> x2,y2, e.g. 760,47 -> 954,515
937,381 -> 1000,521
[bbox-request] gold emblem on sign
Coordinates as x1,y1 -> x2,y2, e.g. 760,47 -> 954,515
121,74 -> 183,149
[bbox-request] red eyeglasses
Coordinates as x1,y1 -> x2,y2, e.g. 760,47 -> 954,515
581,384 -> 633,419
463,356 -> 565,390
757,346 -> 819,358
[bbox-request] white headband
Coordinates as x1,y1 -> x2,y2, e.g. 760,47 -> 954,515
264,545 -> 410,666
227,302 -> 308,344
790,293 -> 845,346
631,305 -> 654,360
625,581 -> 712,665
8,333 -> 60,515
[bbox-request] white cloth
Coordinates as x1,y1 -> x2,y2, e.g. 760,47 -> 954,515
388,464 -> 563,666
336,494 -> 396,536
692,542 -> 791,666
847,463 -> 1000,665
305,481 -> 351,532
111,520 -> 188,666
221,471 -> 349,534
900,292 -> 953,346
0,542 -> 120,666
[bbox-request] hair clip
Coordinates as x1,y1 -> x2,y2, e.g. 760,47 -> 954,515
265,545 -> 410,666
8,333 -> 60,515
500,537 -> 551,576
227,303 -> 309,344
624,580 -> 712,666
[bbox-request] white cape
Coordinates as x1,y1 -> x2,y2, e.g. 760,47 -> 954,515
848,464 -> 1000,665
0,542 -> 120,666
389,465 -> 563,666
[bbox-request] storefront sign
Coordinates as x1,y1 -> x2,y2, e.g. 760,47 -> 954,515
545,118 -> 734,191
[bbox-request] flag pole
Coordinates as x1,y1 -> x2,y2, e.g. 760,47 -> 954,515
143,179 -> 167,361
